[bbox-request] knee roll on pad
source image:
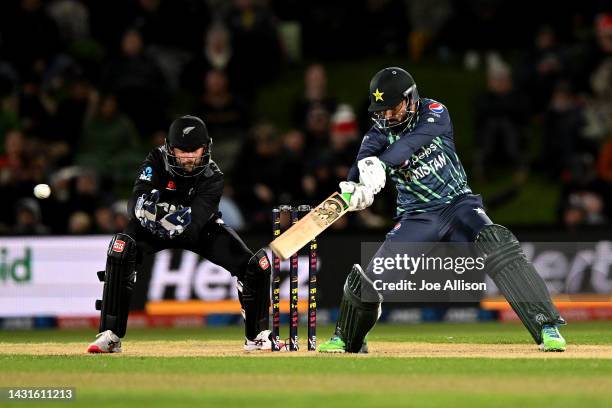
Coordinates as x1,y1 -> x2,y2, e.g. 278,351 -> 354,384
97,233 -> 137,338
239,248 -> 271,339
475,224 -> 565,344
244,249 -> 272,295
335,264 -> 382,353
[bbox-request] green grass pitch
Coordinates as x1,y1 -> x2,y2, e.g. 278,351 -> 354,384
1,322 -> 612,408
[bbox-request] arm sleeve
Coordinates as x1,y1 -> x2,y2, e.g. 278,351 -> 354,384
347,130 -> 388,182
377,131 -> 438,167
127,153 -> 161,219
378,111 -> 451,167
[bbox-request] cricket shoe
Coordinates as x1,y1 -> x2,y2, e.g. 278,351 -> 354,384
318,336 -> 369,353
87,330 -> 122,353
317,336 -> 346,353
540,325 -> 566,352
244,330 -> 285,352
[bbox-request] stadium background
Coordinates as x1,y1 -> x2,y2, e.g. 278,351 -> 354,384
1,0 -> 611,329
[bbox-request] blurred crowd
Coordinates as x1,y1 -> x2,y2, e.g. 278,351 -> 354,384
0,0 -> 610,235
471,13 -> 612,228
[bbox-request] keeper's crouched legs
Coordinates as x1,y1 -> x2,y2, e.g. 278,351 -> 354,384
237,248 -> 271,340
96,233 -> 137,338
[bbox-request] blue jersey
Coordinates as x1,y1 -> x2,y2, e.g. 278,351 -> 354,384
348,98 -> 472,216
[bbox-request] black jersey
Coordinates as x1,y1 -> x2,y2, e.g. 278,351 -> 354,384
127,146 -> 224,240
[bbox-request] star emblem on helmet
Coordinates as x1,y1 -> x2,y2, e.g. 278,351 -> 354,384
372,88 -> 384,102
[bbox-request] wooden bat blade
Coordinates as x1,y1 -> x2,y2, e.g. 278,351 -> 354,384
269,192 -> 350,260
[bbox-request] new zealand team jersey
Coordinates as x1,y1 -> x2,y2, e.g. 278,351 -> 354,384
127,146 -> 224,241
348,98 -> 472,216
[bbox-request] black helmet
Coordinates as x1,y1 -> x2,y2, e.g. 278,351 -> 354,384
368,67 -> 420,133
164,115 -> 212,177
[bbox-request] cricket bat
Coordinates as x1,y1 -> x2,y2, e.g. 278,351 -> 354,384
269,192 -> 351,260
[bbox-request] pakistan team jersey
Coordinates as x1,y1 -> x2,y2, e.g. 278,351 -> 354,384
348,98 -> 472,216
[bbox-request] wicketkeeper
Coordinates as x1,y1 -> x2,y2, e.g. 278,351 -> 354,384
87,115 -> 275,353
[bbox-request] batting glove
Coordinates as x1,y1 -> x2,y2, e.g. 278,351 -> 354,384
358,156 -> 386,194
340,181 -> 374,211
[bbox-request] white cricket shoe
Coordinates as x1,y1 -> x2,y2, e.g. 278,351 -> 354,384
244,329 -> 285,352
87,330 -> 122,353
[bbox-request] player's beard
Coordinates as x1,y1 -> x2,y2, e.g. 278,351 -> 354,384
388,109 -> 408,127
178,157 -> 200,173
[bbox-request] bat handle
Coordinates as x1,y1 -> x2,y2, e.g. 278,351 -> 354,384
341,192 -> 352,204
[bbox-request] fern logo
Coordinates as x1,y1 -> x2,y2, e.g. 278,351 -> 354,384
0,247 -> 32,283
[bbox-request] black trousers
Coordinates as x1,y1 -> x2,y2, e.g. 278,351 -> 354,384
124,217 -> 253,281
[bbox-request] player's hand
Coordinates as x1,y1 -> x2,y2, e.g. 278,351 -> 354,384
358,156 -> 386,194
340,181 -> 374,211
135,189 -> 160,231
158,207 -> 192,239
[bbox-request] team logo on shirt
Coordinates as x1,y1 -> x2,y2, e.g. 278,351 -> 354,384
166,180 -> 176,190
428,103 -> 444,113
139,166 -> 153,181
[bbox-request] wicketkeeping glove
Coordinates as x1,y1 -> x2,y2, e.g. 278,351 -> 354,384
157,207 -> 192,239
134,189 -> 161,232
339,181 -> 374,211
358,156 -> 386,194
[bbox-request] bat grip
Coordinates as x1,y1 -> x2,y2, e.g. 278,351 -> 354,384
341,192 -> 352,204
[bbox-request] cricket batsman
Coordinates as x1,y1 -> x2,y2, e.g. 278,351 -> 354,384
318,67 -> 567,353
87,115 -> 275,353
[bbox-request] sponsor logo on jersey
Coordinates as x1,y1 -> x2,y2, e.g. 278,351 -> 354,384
428,103 -> 444,113
139,166 -> 153,181
259,256 -> 270,270
410,142 -> 438,166
166,180 -> 176,190
112,240 -> 125,253
409,153 -> 448,181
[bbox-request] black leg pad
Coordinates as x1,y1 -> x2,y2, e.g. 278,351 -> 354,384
335,264 -> 382,353
475,224 -> 565,344
239,248 -> 271,340
97,233 -> 137,338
